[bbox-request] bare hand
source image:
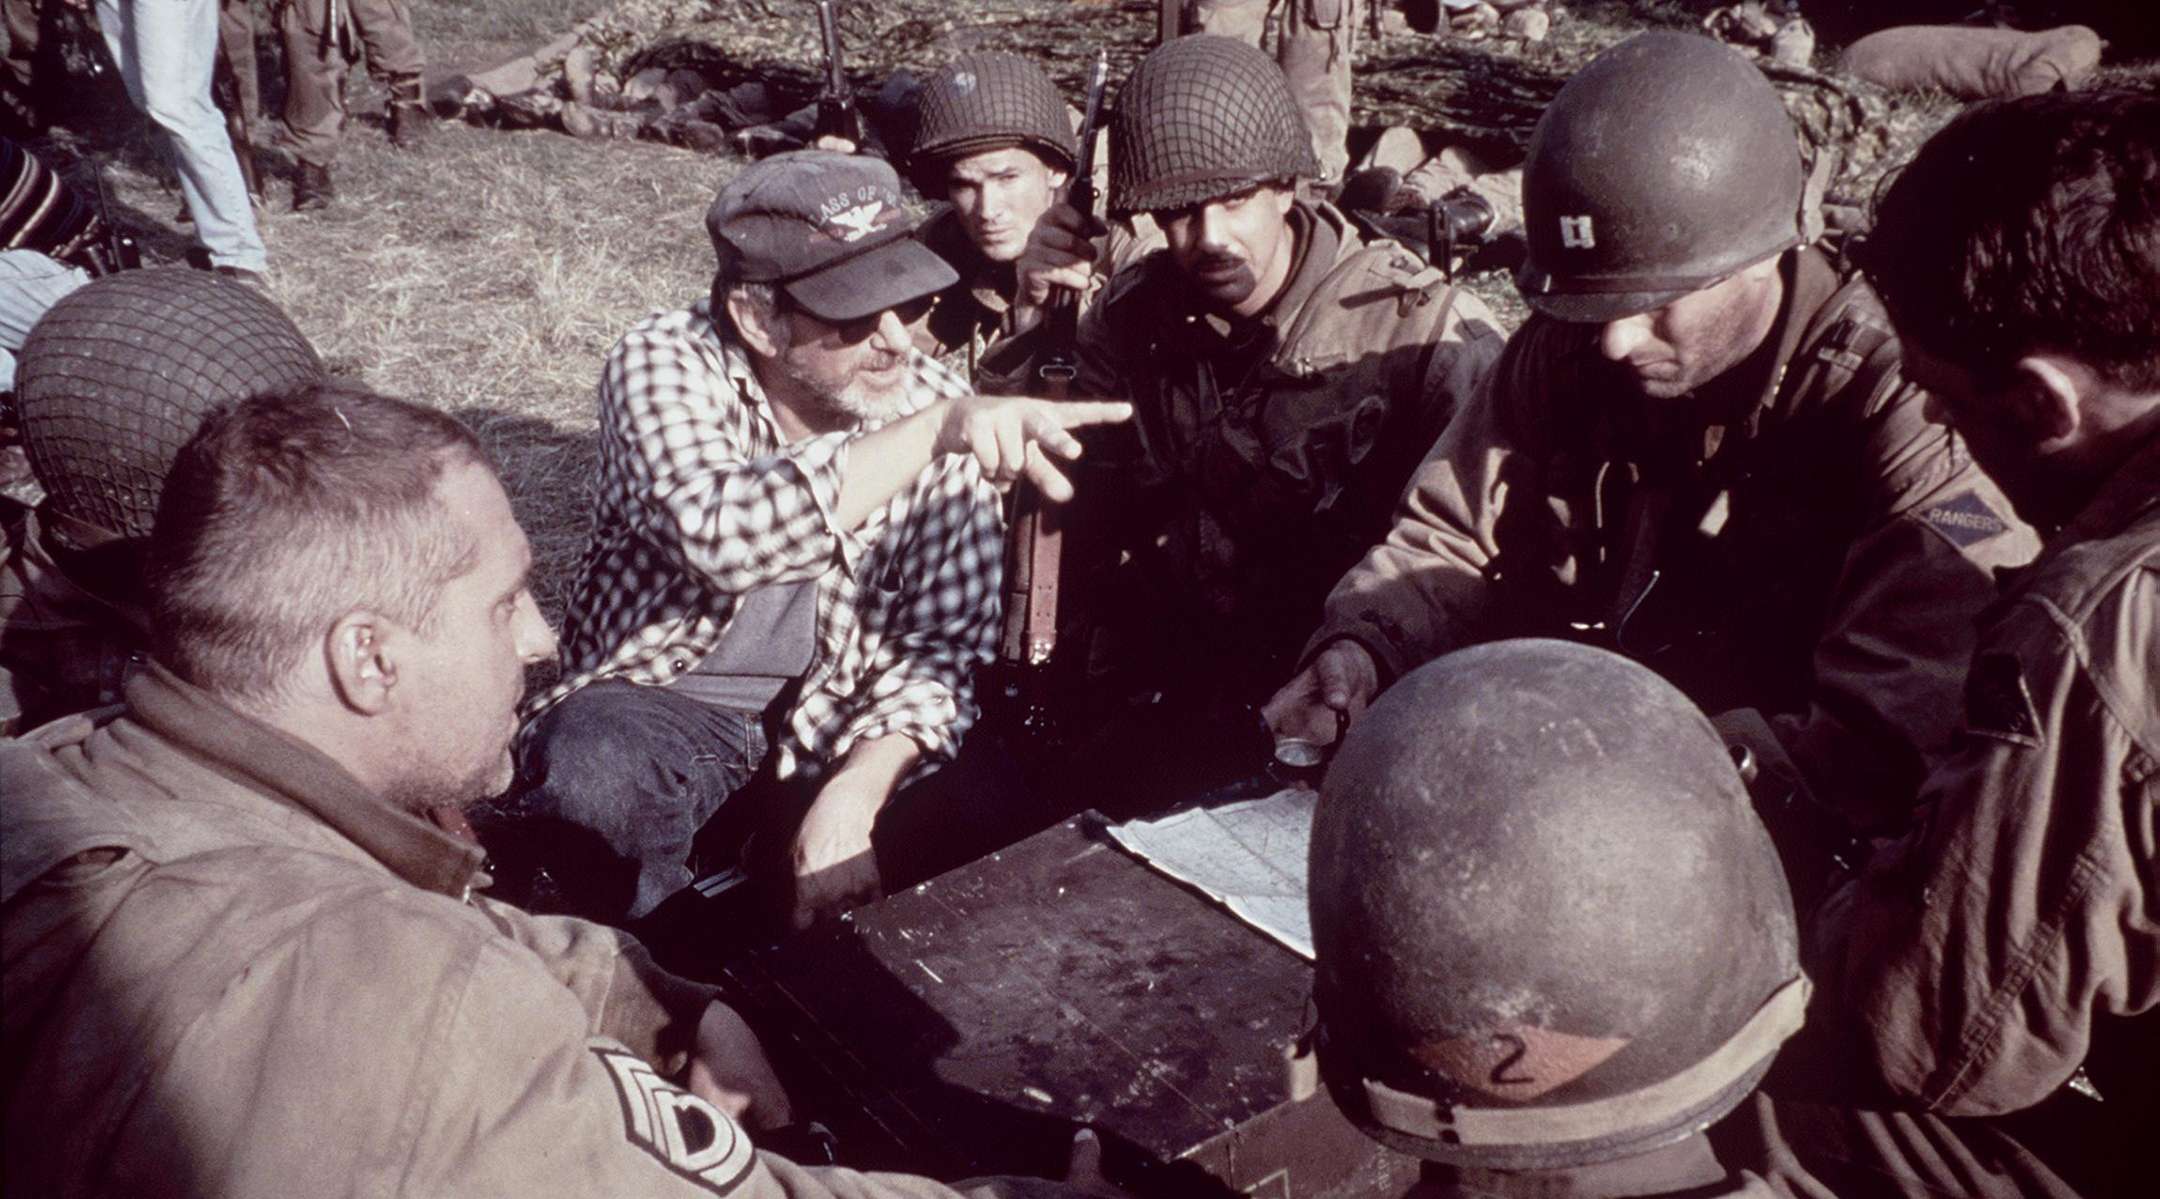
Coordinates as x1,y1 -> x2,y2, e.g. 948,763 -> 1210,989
789,777 -> 885,930
686,1001 -> 795,1130
937,396 -> 1132,502
1262,640 -> 1379,747
811,134 -> 858,154
1012,201 -> 1100,333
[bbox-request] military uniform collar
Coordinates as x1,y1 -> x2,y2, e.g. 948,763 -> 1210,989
2053,429 -> 2160,549
124,664 -> 489,900
1258,200 -> 1338,332
1618,248 -> 1841,469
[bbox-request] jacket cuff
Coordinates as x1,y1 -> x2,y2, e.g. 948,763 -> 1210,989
1298,622 -> 1412,692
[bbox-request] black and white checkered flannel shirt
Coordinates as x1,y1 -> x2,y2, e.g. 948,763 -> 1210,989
529,301 -> 1003,780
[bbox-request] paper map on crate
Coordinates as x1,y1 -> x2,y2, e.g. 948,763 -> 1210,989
1108,787 -> 1317,959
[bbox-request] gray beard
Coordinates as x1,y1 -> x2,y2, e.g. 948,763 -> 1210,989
784,359 -> 910,428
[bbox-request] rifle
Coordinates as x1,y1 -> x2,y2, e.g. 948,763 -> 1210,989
1029,50 -> 1108,401
811,0 -> 860,145
989,49 -> 1111,753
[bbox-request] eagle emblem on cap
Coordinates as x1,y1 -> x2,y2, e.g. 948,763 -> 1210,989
828,201 -> 886,243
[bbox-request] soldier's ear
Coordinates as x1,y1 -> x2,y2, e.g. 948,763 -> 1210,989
2012,354 -> 2090,449
325,610 -> 396,716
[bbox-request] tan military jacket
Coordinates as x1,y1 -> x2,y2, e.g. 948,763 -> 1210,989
1309,249 -> 2037,827
1816,433 -> 2160,1121
0,665 -> 1033,1199
982,201 -> 1504,698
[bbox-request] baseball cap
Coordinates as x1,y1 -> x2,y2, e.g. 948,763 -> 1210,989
706,150 -> 958,323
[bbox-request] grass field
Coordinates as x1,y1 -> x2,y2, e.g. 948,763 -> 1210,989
44,0 -> 2151,629
53,0 -> 743,626
49,0 -> 1698,633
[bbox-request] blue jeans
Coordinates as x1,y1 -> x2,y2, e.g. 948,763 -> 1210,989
95,0 -> 267,272
507,680 -> 770,923
0,251 -> 88,391
495,680 -> 1047,928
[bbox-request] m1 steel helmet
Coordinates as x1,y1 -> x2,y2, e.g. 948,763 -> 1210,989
1107,35 -> 1318,217
909,51 -> 1079,198
1309,639 -> 1808,1171
1516,31 -> 1807,323
18,267 -> 324,551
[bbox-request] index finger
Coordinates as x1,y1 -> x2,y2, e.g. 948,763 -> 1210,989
1046,400 -> 1133,429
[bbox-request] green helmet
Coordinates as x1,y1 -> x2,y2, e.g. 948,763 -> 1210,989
1516,31 -> 1806,323
1309,639 -> 1808,1171
908,52 -> 1079,198
1107,35 -> 1318,217
18,267 -> 325,551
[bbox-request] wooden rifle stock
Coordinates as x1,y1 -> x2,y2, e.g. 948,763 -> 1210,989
988,51 -> 1110,748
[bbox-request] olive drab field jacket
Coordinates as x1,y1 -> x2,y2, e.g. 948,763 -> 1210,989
1815,433 -> 2160,1134
0,665 -> 1059,1199
981,200 -> 1504,700
1308,249 -> 2040,829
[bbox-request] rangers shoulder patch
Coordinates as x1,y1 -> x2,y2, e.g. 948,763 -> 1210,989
595,1047 -> 758,1193
1920,490 -> 2011,549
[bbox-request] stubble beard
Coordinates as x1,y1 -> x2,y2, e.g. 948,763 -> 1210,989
784,352 -> 910,427
385,751 -> 514,817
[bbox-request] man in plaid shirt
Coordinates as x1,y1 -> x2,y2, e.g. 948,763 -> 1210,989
503,152 -> 1128,930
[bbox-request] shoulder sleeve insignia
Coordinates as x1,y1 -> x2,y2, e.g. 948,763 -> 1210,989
594,1047 -> 757,1193
1963,652 -> 2043,747
1920,489 -> 2010,549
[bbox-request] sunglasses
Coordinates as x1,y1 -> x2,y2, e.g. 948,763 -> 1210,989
792,294 -> 938,345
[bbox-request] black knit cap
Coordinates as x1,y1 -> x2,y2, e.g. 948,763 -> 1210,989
1108,35 -> 1318,216
909,52 -> 1079,197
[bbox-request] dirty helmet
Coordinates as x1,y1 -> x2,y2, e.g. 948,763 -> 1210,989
17,267 -> 325,552
909,51 -> 1079,197
1107,35 -> 1319,217
1516,31 -> 1806,322
1308,638 -> 1809,1171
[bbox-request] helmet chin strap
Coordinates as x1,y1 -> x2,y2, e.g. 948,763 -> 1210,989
42,506 -> 129,554
1359,975 -> 1811,1153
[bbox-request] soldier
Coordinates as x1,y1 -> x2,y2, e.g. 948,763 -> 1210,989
2,267 -> 323,735
906,52 -> 1080,375
279,0 -> 429,210
1800,88 -> 2160,1198
501,152 -> 1127,930
1266,32 -> 2036,845
1309,638 -> 1815,1197
0,378 -> 1118,1199
983,34 -> 1502,810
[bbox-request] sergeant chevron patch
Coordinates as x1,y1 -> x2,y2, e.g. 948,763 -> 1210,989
596,1048 -> 757,1193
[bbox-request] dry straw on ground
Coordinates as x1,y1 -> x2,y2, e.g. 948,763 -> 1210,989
56,0 -> 744,627
48,0 -> 2155,628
